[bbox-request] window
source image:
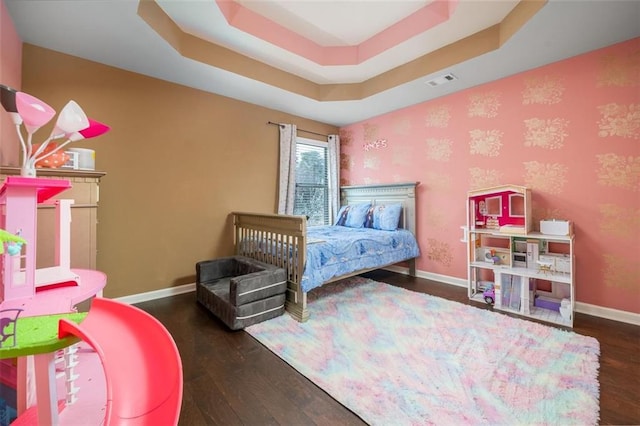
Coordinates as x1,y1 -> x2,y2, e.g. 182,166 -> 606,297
485,196 -> 502,217
509,193 -> 525,217
294,138 -> 329,226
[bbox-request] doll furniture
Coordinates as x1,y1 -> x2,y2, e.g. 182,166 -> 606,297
196,256 -> 287,330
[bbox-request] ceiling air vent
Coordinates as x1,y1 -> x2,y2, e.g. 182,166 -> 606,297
425,73 -> 457,87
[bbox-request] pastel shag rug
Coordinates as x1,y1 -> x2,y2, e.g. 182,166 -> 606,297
245,277 -> 600,425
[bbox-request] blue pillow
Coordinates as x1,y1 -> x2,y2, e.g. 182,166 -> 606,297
335,205 -> 349,226
335,203 -> 371,228
365,204 -> 402,231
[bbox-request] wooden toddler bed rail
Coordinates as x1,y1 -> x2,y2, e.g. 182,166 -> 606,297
232,212 -> 309,320
232,182 -> 419,322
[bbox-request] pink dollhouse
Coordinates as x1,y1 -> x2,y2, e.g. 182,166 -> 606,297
0,175 -> 182,426
467,184 -> 532,234
0,176 -> 107,425
0,176 -> 84,303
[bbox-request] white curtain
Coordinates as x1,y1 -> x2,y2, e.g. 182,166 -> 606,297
327,134 -> 340,222
277,123 -> 297,214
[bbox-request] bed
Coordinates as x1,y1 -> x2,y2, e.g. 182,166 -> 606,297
232,182 -> 420,322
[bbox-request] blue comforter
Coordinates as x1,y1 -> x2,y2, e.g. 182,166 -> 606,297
301,226 -> 420,293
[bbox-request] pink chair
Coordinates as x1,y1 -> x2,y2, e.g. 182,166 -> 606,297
58,298 -> 183,425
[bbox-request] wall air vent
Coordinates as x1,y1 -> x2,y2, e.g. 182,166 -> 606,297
425,73 -> 457,87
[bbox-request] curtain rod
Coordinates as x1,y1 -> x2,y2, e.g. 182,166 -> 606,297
267,121 -> 328,138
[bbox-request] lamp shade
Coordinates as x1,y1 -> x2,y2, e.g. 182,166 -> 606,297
52,100 -> 89,138
0,84 -> 18,112
15,92 -> 56,134
69,118 -> 110,141
0,84 -> 22,125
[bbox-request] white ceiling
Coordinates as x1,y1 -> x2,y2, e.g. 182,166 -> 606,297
159,0 -> 519,83
5,0 -> 640,127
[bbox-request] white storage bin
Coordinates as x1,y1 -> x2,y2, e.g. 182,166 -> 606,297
540,219 -> 573,236
66,148 -> 95,170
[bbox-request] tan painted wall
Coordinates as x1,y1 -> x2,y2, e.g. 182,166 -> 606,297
21,44 -> 337,298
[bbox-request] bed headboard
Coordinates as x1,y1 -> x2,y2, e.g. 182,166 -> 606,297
340,182 -> 419,235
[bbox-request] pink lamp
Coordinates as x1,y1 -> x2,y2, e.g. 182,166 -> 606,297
0,84 -> 110,177
14,92 -> 56,175
33,118 -> 110,168
32,100 -> 90,160
15,92 -> 56,134
69,118 -> 110,141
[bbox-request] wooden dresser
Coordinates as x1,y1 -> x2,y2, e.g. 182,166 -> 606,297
0,167 -> 106,270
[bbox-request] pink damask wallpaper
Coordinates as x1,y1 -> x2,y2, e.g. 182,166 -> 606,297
340,37 -> 639,315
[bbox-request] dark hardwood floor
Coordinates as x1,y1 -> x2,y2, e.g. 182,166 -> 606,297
134,270 -> 640,425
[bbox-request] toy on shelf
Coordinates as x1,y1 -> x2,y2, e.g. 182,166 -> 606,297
483,283 -> 496,305
0,230 -> 26,256
488,249 -> 501,265
467,184 -> 531,234
536,260 -> 554,274
485,216 -> 500,230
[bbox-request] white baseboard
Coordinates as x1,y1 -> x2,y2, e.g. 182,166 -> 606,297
385,265 -> 467,287
117,267 -> 639,326
418,270 -> 468,288
384,266 -> 640,326
575,301 -> 640,326
115,283 -> 195,305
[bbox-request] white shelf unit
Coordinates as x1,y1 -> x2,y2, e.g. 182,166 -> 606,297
466,186 -> 575,327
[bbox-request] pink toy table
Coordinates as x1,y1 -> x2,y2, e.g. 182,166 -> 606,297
0,176 -> 70,205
